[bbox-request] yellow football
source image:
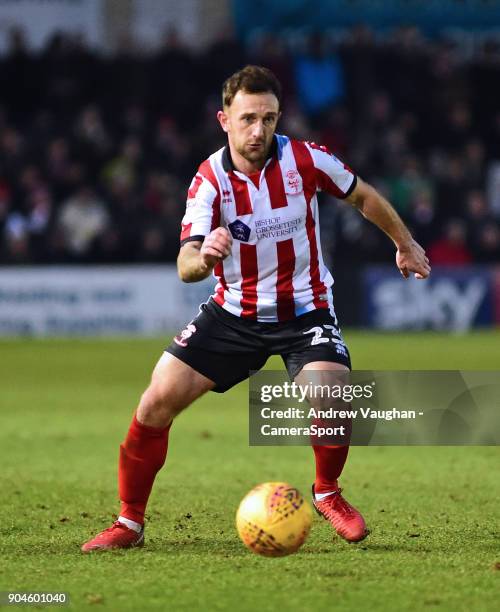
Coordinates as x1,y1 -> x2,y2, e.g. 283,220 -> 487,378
236,482 -> 312,557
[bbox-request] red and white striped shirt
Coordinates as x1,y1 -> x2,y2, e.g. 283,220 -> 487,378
180,134 -> 356,322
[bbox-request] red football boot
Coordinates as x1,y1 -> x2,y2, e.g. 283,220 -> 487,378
312,485 -> 368,542
81,521 -> 144,553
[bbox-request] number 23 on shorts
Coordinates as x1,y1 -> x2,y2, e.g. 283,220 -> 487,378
303,325 -> 344,346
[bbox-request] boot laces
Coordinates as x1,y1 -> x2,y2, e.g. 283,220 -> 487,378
109,520 -> 129,531
96,521 -> 129,538
321,489 -> 356,519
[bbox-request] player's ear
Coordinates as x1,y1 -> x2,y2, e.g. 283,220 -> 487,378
217,110 -> 229,133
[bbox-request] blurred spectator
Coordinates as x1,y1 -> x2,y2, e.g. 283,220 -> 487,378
387,156 -> 433,216
102,136 -> 142,194
379,26 -> 430,118
26,184 -> 53,260
4,212 -> 30,262
57,186 -> 109,259
484,111 -> 500,159
0,25 -> 498,267
428,219 -> 472,265
75,105 -> 111,162
408,189 -> 438,247
151,27 -> 200,127
280,102 -> 311,141
340,25 -> 377,117
294,32 -> 345,118
0,179 -> 11,229
435,156 -> 470,220
318,105 -> 351,159
249,33 -> 295,105
463,139 -> 486,189
138,226 -> 168,262
437,102 -> 474,153
202,26 -> 247,99
464,189 -> 493,228
474,223 -> 500,263
464,190 -> 500,262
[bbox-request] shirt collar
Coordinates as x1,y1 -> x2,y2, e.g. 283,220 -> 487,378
222,136 -> 279,173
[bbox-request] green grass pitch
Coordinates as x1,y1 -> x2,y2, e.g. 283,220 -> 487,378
1,331 -> 499,611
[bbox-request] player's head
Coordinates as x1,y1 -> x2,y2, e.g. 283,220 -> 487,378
217,65 -> 282,166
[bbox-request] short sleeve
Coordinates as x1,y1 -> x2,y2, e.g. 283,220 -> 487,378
305,142 -> 357,199
180,161 -> 221,246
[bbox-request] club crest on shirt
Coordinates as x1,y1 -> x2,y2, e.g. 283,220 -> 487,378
228,219 -> 251,242
285,169 -> 302,194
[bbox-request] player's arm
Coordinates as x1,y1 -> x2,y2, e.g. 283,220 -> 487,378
345,177 -> 431,279
177,228 -> 233,283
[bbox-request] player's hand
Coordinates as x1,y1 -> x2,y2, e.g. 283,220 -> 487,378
200,227 -> 233,269
396,239 -> 431,280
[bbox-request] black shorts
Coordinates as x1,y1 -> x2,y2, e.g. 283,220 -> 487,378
166,299 -> 351,393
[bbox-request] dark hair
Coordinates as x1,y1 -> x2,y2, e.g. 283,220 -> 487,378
222,65 -> 282,108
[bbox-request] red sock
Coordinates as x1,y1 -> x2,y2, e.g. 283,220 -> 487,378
118,414 -> 171,524
312,445 -> 349,494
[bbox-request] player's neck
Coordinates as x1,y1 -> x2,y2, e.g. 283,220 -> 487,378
227,143 -> 267,176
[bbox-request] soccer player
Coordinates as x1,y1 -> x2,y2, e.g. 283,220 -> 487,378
82,66 -> 430,552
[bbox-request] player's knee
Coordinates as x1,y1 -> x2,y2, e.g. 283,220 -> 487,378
306,394 -> 336,412
138,382 -> 183,423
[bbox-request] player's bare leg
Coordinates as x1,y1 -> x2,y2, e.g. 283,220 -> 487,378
296,361 -> 368,543
81,352 -> 215,552
136,351 -> 216,427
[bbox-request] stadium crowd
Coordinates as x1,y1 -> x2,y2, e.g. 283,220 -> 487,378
1,25 -> 500,265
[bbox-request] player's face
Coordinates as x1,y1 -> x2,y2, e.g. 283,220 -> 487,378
218,91 -> 280,166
